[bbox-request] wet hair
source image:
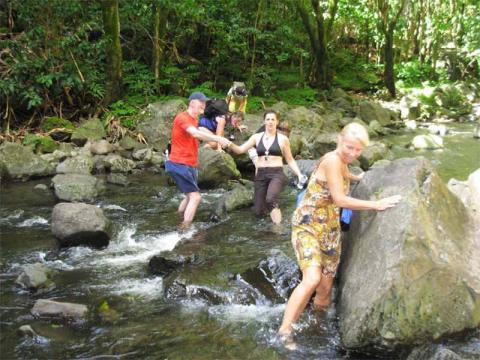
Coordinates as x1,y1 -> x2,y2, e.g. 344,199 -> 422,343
263,109 -> 279,120
340,122 -> 369,147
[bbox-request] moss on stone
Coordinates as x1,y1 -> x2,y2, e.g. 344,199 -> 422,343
40,116 -> 75,132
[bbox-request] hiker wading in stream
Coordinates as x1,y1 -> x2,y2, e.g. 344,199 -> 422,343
228,110 -> 304,224
165,92 -> 233,227
277,123 -> 402,348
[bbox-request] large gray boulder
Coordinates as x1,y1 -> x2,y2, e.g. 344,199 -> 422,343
197,147 -> 241,188
137,99 -> 186,151
0,142 -> 55,181
447,168 -> 480,237
358,141 -> 393,170
51,174 -> 105,202
284,106 -> 325,131
307,132 -> 337,158
337,157 -> 480,350
357,100 -> 398,126
52,202 -> 111,247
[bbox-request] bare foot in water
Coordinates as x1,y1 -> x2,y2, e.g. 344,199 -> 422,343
278,331 -> 297,351
313,296 -> 331,310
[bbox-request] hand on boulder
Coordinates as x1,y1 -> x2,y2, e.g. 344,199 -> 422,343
375,195 -> 402,211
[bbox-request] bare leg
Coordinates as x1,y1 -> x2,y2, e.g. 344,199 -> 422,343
270,207 -> 282,224
278,267 -> 321,335
313,274 -> 334,309
182,192 -> 202,224
178,196 -> 189,214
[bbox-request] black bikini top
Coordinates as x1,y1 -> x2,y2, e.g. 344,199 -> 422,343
256,132 -> 282,157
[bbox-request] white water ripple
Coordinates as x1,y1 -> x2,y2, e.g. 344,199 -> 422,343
65,224 -> 195,269
18,216 -> 49,227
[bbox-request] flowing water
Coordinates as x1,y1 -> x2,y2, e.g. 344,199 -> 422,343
1,123 -> 479,359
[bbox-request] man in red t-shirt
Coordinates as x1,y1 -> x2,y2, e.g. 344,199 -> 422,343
165,92 -> 232,226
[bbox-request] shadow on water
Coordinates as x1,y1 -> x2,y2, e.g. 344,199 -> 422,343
1,121 -> 480,360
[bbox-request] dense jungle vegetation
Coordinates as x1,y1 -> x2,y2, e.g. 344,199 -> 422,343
0,0 -> 479,136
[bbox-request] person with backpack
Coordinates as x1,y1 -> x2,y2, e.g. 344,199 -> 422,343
165,92 -> 233,227
226,81 -> 248,113
277,123 -> 401,348
199,99 -> 247,151
227,110 -> 305,225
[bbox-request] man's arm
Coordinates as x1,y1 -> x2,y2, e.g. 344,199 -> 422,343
186,126 -> 231,148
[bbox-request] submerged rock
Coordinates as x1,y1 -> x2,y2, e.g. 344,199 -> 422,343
337,157 -> 480,350
18,325 -> 37,337
148,252 -> 194,277
51,202 -> 111,248
15,263 -> 56,293
238,249 -> 300,303
31,299 -> 88,321
210,180 -> 254,221
406,344 -> 463,360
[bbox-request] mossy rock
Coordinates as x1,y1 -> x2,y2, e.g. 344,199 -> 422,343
71,118 -> 106,146
22,134 -> 58,153
40,116 -> 75,132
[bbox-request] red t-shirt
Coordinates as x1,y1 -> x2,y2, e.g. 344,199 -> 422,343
169,111 -> 199,167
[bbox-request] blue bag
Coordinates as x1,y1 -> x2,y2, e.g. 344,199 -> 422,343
296,189 -> 306,208
340,208 -> 353,232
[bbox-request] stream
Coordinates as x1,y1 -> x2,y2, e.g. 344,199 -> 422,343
1,122 -> 479,359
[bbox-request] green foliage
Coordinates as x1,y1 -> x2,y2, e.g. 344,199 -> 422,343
123,61 -> 157,99
275,87 -> 318,107
395,61 -> 438,87
331,50 -> 380,91
2,0 -> 478,131
2,0 -> 105,122
105,100 -> 138,128
246,96 -> 273,113
188,81 -> 224,99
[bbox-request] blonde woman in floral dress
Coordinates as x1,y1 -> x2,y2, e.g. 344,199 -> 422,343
278,123 -> 401,345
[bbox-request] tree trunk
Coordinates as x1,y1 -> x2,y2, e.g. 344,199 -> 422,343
249,0 -> 263,84
152,2 -> 168,89
101,0 -> 123,104
384,30 -> 396,98
295,0 -> 331,89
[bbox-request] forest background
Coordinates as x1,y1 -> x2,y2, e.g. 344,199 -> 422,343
1,0 -> 479,136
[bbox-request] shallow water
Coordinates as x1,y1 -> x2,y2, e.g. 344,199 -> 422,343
1,124 -> 479,359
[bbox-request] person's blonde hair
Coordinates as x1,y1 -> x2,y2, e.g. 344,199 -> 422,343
340,122 -> 369,147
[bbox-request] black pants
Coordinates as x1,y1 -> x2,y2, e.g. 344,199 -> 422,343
254,167 -> 287,216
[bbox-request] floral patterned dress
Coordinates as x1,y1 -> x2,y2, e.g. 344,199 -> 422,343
291,172 -> 349,276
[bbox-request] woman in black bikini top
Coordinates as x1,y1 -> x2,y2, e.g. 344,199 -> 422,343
227,110 -> 305,224
256,132 -> 283,160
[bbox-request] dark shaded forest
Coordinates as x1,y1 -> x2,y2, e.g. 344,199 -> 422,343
1,0 -> 479,134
